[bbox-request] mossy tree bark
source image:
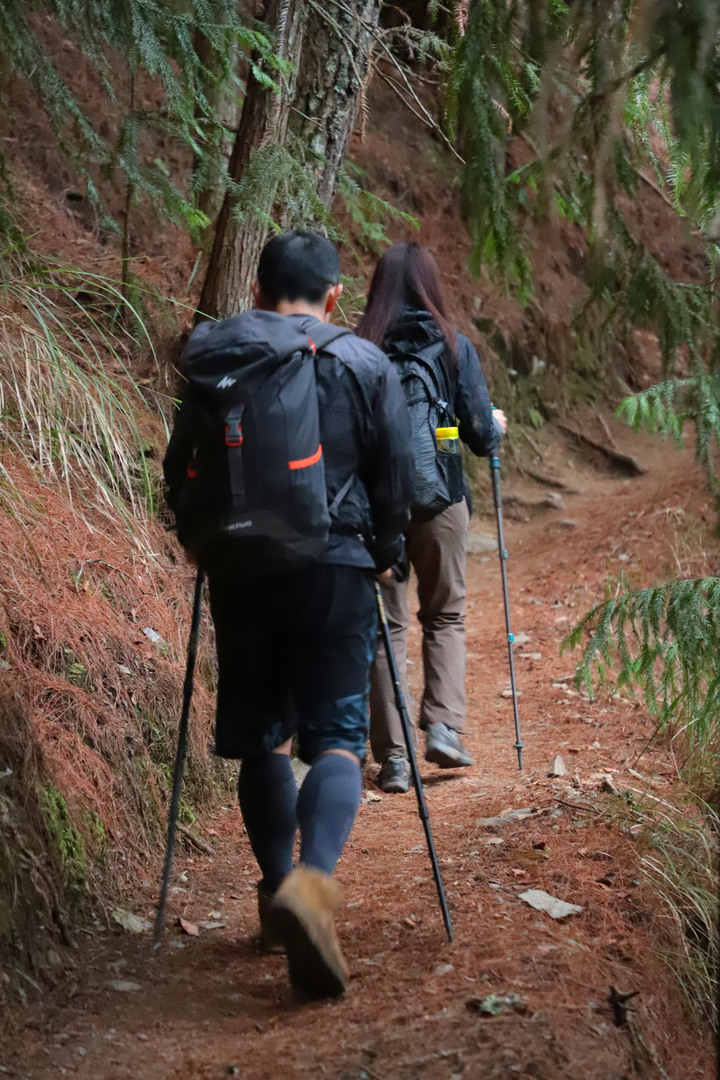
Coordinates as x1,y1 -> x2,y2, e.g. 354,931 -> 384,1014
286,0 -> 381,212
198,0 -> 381,320
198,0 -> 306,320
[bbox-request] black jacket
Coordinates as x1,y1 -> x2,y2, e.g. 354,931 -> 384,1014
381,307 -> 497,459
163,311 -> 414,573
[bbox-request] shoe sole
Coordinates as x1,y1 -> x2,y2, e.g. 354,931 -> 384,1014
380,780 -> 410,794
269,902 -> 347,999
425,746 -> 473,769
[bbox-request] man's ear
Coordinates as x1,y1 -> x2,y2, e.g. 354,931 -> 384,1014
251,280 -> 268,310
324,282 -> 344,319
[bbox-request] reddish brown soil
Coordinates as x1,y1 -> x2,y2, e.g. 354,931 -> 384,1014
1,32 -> 715,1080
2,419 -> 714,1080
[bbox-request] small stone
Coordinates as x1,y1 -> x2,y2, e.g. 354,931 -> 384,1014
555,519 -> 578,529
434,963 -> 454,975
467,531 -> 497,554
549,755 -> 569,777
107,980 -> 142,993
112,908 -> 152,934
476,807 -> 537,829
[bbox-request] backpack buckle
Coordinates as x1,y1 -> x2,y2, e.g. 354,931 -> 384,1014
225,404 -> 245,447
225,420 -> 243,447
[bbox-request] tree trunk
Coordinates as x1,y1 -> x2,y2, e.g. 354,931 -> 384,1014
198,0 -> 307,320
198,0 -> 381,320
192,27 -> 241,230
287,0 -> 380,211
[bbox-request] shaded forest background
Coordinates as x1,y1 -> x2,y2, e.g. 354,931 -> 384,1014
0,0 -> 717,1032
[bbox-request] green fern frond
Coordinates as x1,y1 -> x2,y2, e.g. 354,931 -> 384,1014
564,577 -> 720,784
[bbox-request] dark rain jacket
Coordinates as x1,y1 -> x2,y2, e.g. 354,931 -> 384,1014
380,306 -> 498,462
163,311 -> 414,573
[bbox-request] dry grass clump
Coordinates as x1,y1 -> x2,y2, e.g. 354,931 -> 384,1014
0,261 -> 170,552
638,802 -> 719,1033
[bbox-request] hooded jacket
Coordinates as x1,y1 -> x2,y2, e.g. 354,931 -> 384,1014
381,307 -> 497,460
163,310 -> 414,573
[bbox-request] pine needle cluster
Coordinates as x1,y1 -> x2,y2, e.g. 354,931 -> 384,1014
0,0 -> 278,238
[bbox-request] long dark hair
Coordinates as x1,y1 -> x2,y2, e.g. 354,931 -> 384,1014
357,242 -> 457,357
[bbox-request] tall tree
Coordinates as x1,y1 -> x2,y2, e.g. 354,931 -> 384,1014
198,0 -> 381,319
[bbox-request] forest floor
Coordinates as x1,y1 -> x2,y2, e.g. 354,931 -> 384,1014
1,414 -> 715,1080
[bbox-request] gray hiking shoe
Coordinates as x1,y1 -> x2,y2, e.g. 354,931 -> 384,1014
377,754 -> 411,794
424,723 -> 473,769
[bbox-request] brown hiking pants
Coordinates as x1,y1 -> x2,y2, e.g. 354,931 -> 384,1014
369,498 -> 469,763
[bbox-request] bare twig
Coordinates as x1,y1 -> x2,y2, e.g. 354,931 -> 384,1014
177,823 -> 216,858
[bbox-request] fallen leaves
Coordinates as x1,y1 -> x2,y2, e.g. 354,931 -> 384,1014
177,917 -> 199,937
518,889 -> 583,920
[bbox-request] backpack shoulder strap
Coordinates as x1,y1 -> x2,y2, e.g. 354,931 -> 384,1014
307,323 -> 353,354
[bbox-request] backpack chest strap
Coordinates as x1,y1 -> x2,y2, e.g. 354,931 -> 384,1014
225,404 -> 245,507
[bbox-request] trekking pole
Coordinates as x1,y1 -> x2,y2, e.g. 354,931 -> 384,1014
488,453 -> 524,770
153,566 -> 205,947
374,582 -> 453,943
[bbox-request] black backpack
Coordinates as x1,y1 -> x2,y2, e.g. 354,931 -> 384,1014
175,313 -> 352,577
388,338 -> 464,521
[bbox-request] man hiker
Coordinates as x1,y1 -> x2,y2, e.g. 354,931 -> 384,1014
163,231 -> 414,998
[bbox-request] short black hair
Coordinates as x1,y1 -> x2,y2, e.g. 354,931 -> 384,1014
257,230 -> 340,305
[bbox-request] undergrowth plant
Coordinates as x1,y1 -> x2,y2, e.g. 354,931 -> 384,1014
639,804 -> 719,1032
565,577 -> 720,793
0,257 -> 172,552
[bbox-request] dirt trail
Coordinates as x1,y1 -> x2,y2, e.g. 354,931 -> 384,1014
2,421 -> 714,1080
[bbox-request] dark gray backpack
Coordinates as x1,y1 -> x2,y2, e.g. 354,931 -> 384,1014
389,338 -> 464,521
176,315 -> 352,577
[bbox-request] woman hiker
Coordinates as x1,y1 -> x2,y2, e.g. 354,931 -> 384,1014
358,242 -> 507,794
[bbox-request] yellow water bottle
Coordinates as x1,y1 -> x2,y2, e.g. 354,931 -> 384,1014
436,425 -> 460,454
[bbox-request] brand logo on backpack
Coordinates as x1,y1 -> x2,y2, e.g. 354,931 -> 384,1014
217,375 -> 237,389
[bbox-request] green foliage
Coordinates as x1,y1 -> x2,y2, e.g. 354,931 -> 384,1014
447,0 -> 543,291
564,576 -> 720,792
451,0 -> 720,377
619,374 -> 720,492
40,785 -> 87,888
229,139 -> 331,238
0,0 -> 278,236
338,164 -> 418,255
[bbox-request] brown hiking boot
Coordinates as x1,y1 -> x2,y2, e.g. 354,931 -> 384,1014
257,881 -> 285,953
267,865 -> 348,998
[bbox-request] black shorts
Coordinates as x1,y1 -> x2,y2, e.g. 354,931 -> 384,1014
208,563 -> 377,763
